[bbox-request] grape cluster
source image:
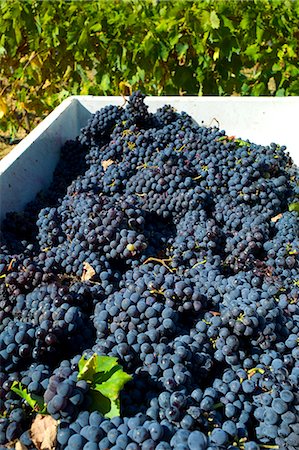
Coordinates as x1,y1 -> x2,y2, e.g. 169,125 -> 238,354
44,358 -> 89,420
0,91 -> 298,449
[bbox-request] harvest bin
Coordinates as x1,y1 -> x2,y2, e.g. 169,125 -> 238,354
0,96 -> 298,224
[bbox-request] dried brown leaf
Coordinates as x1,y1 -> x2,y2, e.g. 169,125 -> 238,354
271,213 -> 282,223
101,159 -> 114,171
30,415 -> 57,450
81,261 -> 96,281
15,441 -> 28,450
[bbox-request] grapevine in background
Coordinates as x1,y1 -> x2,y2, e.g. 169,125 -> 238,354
0,0 -> 298,139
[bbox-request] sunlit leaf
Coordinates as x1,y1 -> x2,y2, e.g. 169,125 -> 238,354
78,28 -> 88,48
210,11 -> 220,29
95,370 -> 132,401
0,97 -> 7,119
11,381 -> 46,413
100,73 -> 110,91
105,398 -> 120,419
78,353 -> 97,381
95,355 -> 119,374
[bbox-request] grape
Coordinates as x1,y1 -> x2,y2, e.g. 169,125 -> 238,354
210,428 -> 229,445
68,433 -> 86,449
187,430 -> 208,449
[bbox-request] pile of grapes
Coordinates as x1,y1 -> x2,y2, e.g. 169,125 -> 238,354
0,91 -> 299,450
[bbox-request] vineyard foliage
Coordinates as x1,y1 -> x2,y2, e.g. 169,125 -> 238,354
0,0 -> 299,136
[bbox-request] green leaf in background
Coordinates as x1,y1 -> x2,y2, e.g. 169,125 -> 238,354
137,66 -> 145,82
1,0 -> 299,138
210,11 -> 220,29
289,202 -> 299,213
244,44 -> 261,60
176,42 -> 189,59
221,15 -> 234,32
100,73 -> 110,92
78,28 -> 88,48
159,41 -> 169,62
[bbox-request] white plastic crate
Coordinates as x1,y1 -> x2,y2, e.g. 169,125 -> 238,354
0,96 -> 298,223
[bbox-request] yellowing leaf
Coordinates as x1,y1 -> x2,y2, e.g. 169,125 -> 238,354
102,159 -> 114,171
119,81 -> 132,96
0,97 -> 7,119
63,65 -> 73,81
20,55 -> 28,64
30,415 -> 57,450
210,11 -> 220,29
28,51 -> 37,62
30,55 -> 42,70
42,80 -> 51,89
213,48 -> 220,61
81,261 -> 96,281
15,441 -> 28,450
78,353 -> 97,380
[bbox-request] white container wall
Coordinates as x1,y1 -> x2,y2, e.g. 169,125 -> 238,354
0,96 -> 298,223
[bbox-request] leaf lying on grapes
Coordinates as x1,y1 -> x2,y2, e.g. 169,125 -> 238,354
81,261 -> 96,281
11,381 -> 47,413
101,159 -> 114,171
78,352 -> 98,380
30,414 -> 57,450
78,354 -> 120,382
234,138 -> 251,147
271,213 -> 282,222
78,353 -> 132,418
95,369 -> 132,400
288,202 -> 299,213
15,441 -> 28,450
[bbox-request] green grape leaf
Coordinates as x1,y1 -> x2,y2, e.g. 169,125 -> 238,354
11,381 -> 46,413
89,389 -> 112,416
176,43 -> 189,59
93,365 -> 122,385
100,74 -> 110,92
159,42 -> 169,62
289,202 -> 299,213
78,28 -> 88,48
210,11 -> 220,29
95,370 -> 132,401
95,355 -> 119,374
89,389 -> 121,418
78,353 -> 129,388
105,398 -> 120,419
234,139 -> 251,147
78,353 -> 98,381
